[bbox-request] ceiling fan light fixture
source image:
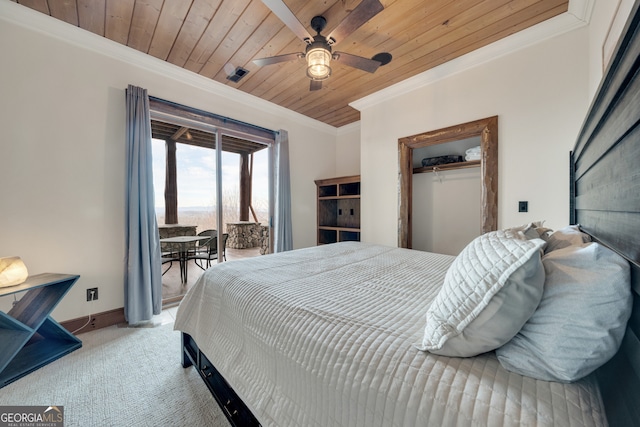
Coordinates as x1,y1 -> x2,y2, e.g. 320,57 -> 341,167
306,47 -> 332,81
255,1 -> 388,90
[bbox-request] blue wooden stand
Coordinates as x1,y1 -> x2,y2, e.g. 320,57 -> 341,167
0,273 -> 82,388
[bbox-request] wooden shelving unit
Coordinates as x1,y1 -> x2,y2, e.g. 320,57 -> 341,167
315,175 -> 361,245
0,273 -> 82,388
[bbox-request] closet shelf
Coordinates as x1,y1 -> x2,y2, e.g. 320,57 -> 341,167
318,195 -> 360,200
413,160 -> 480,174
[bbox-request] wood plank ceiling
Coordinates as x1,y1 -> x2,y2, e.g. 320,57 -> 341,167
14,0 -> 569,128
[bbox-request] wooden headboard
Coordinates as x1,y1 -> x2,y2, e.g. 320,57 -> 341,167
570,1 -> 640,425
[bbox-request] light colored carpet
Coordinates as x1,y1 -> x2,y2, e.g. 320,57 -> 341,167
0,321 -> 230,427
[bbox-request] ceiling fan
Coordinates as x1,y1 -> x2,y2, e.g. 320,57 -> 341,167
254,0 -> 392,91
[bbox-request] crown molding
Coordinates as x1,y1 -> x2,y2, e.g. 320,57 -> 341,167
351,0 -> 594,113
336,120 -> 361,136
568,0 -> 595,23
0,0 -> 338,135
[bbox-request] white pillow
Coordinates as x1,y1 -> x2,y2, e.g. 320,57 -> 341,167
496,242 -> 631,382
544,225 -> 591,253
418,229 -> 546,357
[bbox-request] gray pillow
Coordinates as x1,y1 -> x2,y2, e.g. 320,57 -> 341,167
544,225 -> 591,253
496,242 -> 631,382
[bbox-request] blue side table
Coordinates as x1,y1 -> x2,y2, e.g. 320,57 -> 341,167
0,273 -> 82,388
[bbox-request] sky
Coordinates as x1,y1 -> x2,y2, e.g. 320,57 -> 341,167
151,139 -> 269,209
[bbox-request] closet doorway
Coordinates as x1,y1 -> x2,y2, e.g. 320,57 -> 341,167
398,116 -> 498,251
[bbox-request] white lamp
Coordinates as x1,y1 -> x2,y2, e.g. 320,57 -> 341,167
0,256 -> 29,288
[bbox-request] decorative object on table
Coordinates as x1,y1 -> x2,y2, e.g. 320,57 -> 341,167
0,256 -> 29,288
421,155 -> 463,167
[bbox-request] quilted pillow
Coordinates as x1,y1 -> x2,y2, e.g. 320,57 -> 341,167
418,229 -> 546,357
496,242 -> 631,382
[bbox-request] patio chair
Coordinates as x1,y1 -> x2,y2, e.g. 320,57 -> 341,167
161,252 -> 182,278
193,230 -> 216,254
220,232 -> 228,261
189,235 -> 219,270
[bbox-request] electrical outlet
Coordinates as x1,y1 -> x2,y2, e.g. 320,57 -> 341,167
518,201 -> 528,213
86,288 -> 98,301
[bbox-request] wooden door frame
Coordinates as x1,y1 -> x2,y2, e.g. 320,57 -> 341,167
398,116 -> 498,248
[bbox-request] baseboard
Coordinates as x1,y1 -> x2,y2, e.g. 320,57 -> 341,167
61,308 -> 126,335
61,298 -> 183,335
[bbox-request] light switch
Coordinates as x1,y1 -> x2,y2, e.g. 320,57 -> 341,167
518,201 -> 528,213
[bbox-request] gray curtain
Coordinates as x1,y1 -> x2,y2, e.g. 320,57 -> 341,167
274,130 -> 293,252
124,85 -> 162,324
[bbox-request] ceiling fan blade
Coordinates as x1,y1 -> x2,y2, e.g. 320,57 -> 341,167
327,0 -> 384,45
310,80 -> 323,91
261,0 -> 313,43
333,52 -> 381,73
253,52 -> 303,67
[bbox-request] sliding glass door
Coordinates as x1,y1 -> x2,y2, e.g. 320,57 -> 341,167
149,110 -> 274,303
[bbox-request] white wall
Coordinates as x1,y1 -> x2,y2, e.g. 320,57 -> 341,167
335,122 -> 361,177
0,3 -> 338,321
357,24 -> 590,247
587,0 -> 636,99
412,169 -> 481,255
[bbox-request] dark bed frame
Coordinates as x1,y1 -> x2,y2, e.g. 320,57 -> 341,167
570,1 -> 640,424
181,1 -> 640,425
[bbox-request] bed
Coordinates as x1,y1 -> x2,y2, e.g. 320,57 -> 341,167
174,1 -> 640,425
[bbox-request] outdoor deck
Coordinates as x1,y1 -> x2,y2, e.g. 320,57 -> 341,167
161,246 -> 262,306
